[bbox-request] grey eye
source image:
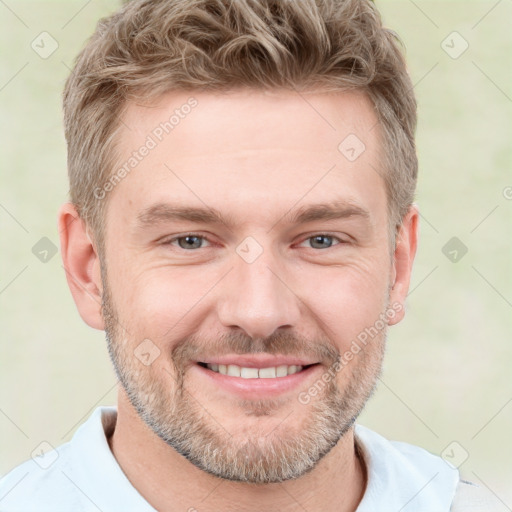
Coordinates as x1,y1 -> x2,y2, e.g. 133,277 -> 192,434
308,235 -> 335,249
177,235 -> 204,249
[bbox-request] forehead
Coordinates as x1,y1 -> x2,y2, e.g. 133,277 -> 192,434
108,88 -> 385,228
121,88 -> 378,155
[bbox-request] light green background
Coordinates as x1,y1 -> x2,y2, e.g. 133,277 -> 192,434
1,0 -> 511,506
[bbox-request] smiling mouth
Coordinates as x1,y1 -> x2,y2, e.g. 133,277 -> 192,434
196,362 -> 318,379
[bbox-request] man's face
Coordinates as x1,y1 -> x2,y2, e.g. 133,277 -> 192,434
100,89 -> 403,483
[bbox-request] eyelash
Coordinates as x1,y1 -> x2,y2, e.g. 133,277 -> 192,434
162,233 -> 345,250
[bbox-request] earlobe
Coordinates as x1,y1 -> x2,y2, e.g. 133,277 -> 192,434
388,205 -> 419,326
58,203 -> 105,330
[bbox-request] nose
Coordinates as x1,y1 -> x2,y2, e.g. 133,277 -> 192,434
216,246 -> 302,340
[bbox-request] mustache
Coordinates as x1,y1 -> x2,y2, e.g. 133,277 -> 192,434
171,330 -> 340,369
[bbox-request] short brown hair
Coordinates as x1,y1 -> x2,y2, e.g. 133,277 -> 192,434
63,0 -> 417,252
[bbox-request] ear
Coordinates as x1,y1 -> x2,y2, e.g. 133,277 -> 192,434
58,203 -> 104,330
388,204 -> 419,326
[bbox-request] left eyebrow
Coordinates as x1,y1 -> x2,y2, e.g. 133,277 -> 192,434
283,200 -> 371,225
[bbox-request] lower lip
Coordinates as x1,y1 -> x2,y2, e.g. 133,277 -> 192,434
192,363 -> 322,399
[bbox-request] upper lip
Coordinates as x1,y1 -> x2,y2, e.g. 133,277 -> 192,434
197,355 -> 319,368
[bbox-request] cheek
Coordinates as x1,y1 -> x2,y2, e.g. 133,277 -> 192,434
296,259 -> 391,347
109,264 -> 217,340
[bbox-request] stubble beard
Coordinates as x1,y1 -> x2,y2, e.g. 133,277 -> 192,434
101,276 -> 386,484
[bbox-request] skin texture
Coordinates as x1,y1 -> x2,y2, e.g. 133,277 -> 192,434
59,89 -> 418,512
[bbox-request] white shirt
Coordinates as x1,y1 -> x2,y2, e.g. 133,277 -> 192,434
0,406 -> 497,511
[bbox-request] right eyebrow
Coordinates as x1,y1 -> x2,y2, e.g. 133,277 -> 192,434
136,203 -> 234,229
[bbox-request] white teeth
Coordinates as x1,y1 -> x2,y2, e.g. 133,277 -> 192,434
240,367 -> 259,379
205,363 -> 305,378
276,365 -> 288,377
258,367 -> 276,378
227,364 -> 240,377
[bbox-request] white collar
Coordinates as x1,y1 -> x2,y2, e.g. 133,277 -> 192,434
354,424 -> 459,511
70,406 -> 156,511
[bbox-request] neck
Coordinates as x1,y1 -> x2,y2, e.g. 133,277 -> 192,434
109,390 -> 367,512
